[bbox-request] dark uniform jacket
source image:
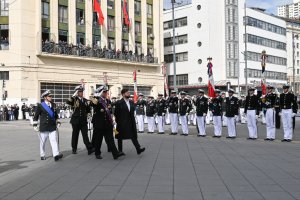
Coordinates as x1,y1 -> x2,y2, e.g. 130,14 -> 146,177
114,98 -> 138,140
244,95 -> 260,115
209,96 -> 223,116
146,100 -> 156,117
263,93 -> 277,109
136,99 -> 146,115
33,102 -> 58,132
156,99 -> 167,116
66,96 -> 90,125
238,99 -> 246,108
279,92 -> 298,113
194,96 -> 208,116
167,96 -> 178,113
179,98 -> 192,116
90,97 -> 113,130
225,96 -> 239,117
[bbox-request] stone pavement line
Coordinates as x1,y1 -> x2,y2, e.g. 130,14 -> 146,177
220,140 -> 297,200
215,140 -> 266,200
193,138 -> 235,200
140,135 -> 164,200
184,137 -> 204,200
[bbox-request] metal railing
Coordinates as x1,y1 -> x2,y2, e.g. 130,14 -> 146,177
41,42 -> 158,64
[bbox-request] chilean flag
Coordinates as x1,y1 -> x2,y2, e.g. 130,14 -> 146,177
207,62 -> 216,98
261,78 -> 266,95
162,64 -> 169,97
94,0 -> 104,25
123,0 -> 131,27
133,70 -> 138,103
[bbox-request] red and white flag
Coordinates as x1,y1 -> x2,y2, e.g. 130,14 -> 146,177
207,61 -> 216,98
261,78 -> 266,95
162,64 -> 169,97
123,0 -> 131,27
133,70 -> 138,103
94,0 -> 104,25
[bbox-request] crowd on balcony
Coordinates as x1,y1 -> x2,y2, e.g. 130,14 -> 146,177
0,37 -> 9,50
41,39 -> 158,64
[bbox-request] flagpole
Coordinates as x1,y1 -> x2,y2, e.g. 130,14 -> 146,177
171,0 -> 177,93
244,2 -> 248,92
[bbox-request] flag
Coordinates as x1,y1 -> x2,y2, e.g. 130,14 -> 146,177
94,0 -> 104,25
123,0 -> 131,27
162,64 -> 169,97
207,61 -> 216,98
261,51 -> 268,74
133,70 -> 138,103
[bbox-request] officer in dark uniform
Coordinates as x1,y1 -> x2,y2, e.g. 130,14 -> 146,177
209,89 -> 223,138
167,91 -> 179,135
225,89 -> 239,139
279,84 -> 298,142
238,95 -> 246,123
90,86 -> 125,159
33,90 -> 63,161
111,97 -> 117,115
263,85 -> 277,141
146,96 -> 156,133
66,85 -> 94,154
194,89 -> 208,137
156,93 -> 167,134
179,91 -> 192,136
244,87 -> 260,140
136,93 -> 146,133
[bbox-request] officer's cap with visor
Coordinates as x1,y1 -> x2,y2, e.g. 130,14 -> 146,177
198,89 -> 205,94
283,84 -> 290,89
41,90 -> 52,98
214,89 -> 221,94
228,88 -> 235,93
74,85 -> 85,92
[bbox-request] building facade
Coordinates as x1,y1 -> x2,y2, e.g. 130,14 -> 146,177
278,0 -> 300,19
163,1 -> 287,95
0,0 -> 164,107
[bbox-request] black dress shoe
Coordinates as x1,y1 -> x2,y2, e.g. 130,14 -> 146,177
158,132 -> 165,134
287,139 -> 292,142
41,156 -> 46,160
231,137 -> 236,139
72,150 -> 77,154
281,139 -> 287,142
88,148 -> 95,155
113,152 -> 125,160
269,138 -> 275,141
137,147 -> 145,155
180,133 -> 185,136
247,137 -> 253,140
213,135 -> 218,138
183,134 -> 188,136
226,136 -> 232,139
264,138 -> 270,141
95,155 -> 103,159
138,131 -> 144,133
54,154 -> 63,162
173,132 -> 178,135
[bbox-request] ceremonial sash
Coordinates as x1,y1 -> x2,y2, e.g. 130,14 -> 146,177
41,102 -> 56,123
99,98 -> 113,125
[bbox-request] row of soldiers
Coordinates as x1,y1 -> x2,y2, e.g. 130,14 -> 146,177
135,84 -> 298,142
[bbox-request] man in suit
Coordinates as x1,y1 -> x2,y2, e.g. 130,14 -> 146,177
90,85 -> 125,159
225,89 -> 239,139
114,89 -> 145,155
66,85 -> 94,154
33,90 -> 63,161
194,89 -> 208,137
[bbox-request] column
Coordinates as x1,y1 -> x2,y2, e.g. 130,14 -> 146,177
128,0 -> 135,51
115,0 -> 122,50
50,0 -> 59,42
141,0 -> 147,54
85,0 -> 93,46
68,0 -> 76,44
101,0 -> 108,47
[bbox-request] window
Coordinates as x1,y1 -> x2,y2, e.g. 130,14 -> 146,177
164,17 -> 187,30
58,30 -> 68,42
0,24 -> 9,50
246,34 -> 286,50
198,41 -> 202,47
297,69 -> 300,74
93,35 -> 100,46
135,42 -> 142,54
147,24 -> 153,36
108,16 -> 115,31
198,59 -> 202,64
246,69 -> 287,80
122,40 -> 129,51
168,74 -> 188,86
77,33 -> 85,45
108,37 -> 115,50
58,5 -> 68,23
246,51 -> 287,66
245,16 -> 286,35
135,22 -> 141,34
164,52 -> 188,63
147,44 -> 153,55
197,5 -> 201,10
41,1 -> 49,19
197,23 -> 201,28
164,34 -> 188,46
41,83 -> 78,103
76,9 -> 85,25
107,0 -> 114,9
0,0 -> 8,16
122,86 -> 151,96
147,4 -> 152,18
134,0 -> 141,16
0,71 -> 9,80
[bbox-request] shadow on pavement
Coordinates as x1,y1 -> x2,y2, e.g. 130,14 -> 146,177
0,160 -> 35,174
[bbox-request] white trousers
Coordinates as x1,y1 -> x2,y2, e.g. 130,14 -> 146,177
282,109 -> 293,140
266,108 -> 275,139
246,110 -> 258,139
227,117 -> 236,137
165,112 -> 171,124
206,112 -> 211,125
170,113 -> 178,133
38,131 -> 59,157
157,116 -> 165,133
180,115 -> 189,135
213,116 -> 222,136
196,116 -> 206,135
147,117 -> 155,133
240,108 -> 246,123
136,115 -> 144,132
222,114 -> 227,127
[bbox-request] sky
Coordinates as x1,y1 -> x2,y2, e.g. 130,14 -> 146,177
163,0 -> 293,14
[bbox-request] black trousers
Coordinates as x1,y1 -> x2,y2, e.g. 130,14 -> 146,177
117,138 -> 141,152
22,112 -> 25,120
71,123 -> 93,151
93,128 -> 118,157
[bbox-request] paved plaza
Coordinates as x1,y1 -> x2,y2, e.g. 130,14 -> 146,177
0,119 -> 300,200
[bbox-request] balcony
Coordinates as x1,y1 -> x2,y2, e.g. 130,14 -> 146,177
41,42 -> 158,64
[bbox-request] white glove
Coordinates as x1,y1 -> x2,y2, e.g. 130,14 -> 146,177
209,111 -> 213,116
278,112 -> 282,116
292,113 -> 296,117
186,113 -> 189,116
33,126 -> 39,132
203,113 -> 207,117
72,90 -> 78,97
235,115 -> 239,120
255,115 -> 259,120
